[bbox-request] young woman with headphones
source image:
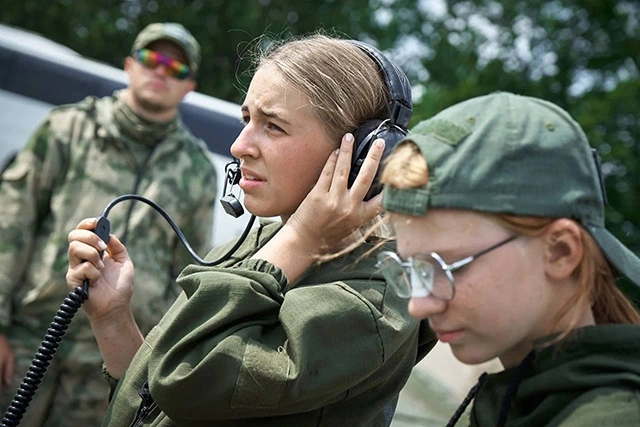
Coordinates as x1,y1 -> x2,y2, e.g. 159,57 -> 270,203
65,34 -> 436,426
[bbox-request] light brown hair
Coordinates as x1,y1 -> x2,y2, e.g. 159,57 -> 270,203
255,34 -> 390,145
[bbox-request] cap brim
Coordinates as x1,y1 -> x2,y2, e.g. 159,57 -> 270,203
588,225 -> 640,303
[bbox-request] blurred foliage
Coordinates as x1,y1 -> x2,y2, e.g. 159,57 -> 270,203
2,0 -> 639,252
1,0 -> 387,103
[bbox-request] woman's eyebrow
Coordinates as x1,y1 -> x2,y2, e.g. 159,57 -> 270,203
240,105 -> 291,125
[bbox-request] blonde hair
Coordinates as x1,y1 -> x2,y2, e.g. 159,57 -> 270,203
381,142 -> 640,330
255,34 -> 390,143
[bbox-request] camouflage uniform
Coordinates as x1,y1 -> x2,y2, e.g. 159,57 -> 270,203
0,90 -> 217,426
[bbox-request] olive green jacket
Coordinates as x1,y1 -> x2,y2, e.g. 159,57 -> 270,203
103,220 -> 436,426
466,324 -> 640,427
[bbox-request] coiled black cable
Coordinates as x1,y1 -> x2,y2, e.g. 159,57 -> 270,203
0,283 -> 90,427
1,194 -> 255,426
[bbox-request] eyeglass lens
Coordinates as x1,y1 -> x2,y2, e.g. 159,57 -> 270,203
377,251 -> 455,300
376,253 -> 412,298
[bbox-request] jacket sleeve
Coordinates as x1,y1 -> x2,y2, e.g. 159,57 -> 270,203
0,118 -> 68,334
146,257 -> 414,421
171,151 -> 216,276
0,116 -> 68,331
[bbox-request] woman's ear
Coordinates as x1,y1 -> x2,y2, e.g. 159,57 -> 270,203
543,219 -> 584,281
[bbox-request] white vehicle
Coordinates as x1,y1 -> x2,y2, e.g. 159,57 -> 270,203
0,23 -> 252,245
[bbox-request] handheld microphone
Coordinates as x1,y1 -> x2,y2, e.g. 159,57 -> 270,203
220,159 -> 245,218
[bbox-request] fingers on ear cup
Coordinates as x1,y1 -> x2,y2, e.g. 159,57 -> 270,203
348,120 -> 385,189
363,126 -> 407,201
348,120 -> 408,200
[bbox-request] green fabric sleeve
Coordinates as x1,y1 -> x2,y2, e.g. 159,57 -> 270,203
177,163 -> 216,266
558,390 -> 640,426
145,256 -> 410,422
169,149 -> 217,281
0,117 -> 68,330
102,362 -> 120,401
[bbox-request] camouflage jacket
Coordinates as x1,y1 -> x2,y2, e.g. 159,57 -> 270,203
0,93 -> 217,342
102,220 -> 437,427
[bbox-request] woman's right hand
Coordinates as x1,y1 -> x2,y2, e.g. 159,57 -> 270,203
66,217 -> 135,322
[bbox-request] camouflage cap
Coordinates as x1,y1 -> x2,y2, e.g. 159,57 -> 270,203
131,22 -> 200,76
382,91 -> 640,292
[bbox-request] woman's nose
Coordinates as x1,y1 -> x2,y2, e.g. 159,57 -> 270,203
230,125 -> 259,159
407,295 -> 447,320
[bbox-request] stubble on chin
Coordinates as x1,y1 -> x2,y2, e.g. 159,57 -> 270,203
136,96 -> 170,114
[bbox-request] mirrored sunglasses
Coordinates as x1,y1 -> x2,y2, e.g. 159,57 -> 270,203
134,48 -> 191,80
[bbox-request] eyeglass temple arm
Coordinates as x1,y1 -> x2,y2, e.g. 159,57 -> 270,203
448,256 -> 474,272
447,235 -> 518,272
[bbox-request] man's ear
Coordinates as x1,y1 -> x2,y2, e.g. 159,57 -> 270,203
543,219 -> 584,281
123,56 -> 134,75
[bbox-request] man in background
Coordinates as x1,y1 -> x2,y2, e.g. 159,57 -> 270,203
0,22 -> 217,426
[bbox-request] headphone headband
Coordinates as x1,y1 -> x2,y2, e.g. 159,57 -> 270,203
347,40 -> 413,129
344,39 -> 414,201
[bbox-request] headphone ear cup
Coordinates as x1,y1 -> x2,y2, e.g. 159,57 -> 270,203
348,120 -> 384,189
362,125 -> 407,201
347,120 -> 408,201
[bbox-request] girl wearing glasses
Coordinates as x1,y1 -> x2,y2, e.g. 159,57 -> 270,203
379,92 -> 640,426
64,35 -> 435,426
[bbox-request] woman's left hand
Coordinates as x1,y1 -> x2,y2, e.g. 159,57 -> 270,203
286,132 -> 385,254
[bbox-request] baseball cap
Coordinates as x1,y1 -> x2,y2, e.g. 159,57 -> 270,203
382,91 -> 640,292
131,22 -> 200,76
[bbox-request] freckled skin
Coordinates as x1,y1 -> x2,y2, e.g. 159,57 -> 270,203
393,209 -> 557,368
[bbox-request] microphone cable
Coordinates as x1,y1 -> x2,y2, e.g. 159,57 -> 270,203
0,194 -> 256,426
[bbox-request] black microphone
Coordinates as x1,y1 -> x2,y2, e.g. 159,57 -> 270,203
220,159 -> 245,218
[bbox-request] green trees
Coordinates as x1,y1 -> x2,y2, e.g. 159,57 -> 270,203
3,0 -> 639,254
2,0 -> 382,102
396,1 -> 640,255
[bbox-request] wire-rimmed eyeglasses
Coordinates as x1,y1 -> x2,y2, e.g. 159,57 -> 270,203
376,236 -> 518,300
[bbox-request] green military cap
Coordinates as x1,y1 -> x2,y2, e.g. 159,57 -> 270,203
382,91 -> 640,291
131,22 -> 200,77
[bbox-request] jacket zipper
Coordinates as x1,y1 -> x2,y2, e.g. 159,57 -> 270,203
129,381 -> 157,427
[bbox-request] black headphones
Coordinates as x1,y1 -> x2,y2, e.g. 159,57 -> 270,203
346,40 -> 413,201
